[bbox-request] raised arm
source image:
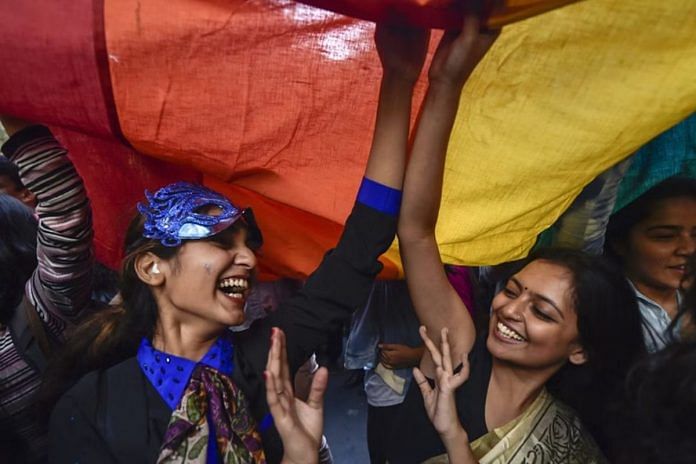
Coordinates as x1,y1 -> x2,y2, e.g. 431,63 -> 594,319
363,25 -> 429,189
0,117 -> 93,335
398,17 -> 498,377
263,25 -> 432,374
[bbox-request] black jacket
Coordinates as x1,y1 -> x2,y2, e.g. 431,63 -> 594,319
49,202 -> 396,463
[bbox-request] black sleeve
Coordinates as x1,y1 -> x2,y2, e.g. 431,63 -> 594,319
229,202 -> 396,463
273,202 -> 397,373
48,392 -> 118,464
231,201 -> 396,380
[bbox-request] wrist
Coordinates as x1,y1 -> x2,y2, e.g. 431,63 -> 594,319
426,77 -> 466,96
381,70 -> 419,89
281,458 -> 318,464
440,424 -> 469,445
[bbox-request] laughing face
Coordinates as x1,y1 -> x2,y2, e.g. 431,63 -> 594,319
619,196 -> 696,298
155,224 -> 256,331
487,260 -> 586,370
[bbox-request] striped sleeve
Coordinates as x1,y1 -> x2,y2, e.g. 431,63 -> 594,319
2,126 -> 93,336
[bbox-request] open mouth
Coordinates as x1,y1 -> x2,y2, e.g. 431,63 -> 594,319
496,321 -> 527,342
217,277 -> 249,299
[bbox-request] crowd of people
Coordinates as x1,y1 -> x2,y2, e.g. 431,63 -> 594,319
0,13 -> 694,464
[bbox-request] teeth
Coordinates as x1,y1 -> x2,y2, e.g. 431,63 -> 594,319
218,277 -> 248,297
219,278 -> 248,289
497,322 -> 525,342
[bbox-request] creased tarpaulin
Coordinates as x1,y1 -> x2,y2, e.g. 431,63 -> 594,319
51,127 -> 200,270
2,0 -> 696,277
104,0 -> 420,278
385,0 -> 696,268
296,0 -> 583,29
0,0 -> 118,138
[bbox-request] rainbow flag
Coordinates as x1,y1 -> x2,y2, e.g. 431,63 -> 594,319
1,0 -> 694,278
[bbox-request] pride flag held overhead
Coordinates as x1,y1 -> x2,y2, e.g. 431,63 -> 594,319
1,0 -> 694,278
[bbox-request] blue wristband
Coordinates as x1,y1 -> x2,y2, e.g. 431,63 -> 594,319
356,177 -> 402,216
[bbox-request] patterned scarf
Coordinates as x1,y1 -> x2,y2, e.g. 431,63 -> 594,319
157,364 -> 266,463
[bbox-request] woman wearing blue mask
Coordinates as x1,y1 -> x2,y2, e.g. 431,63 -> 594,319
47,24 -> 430,464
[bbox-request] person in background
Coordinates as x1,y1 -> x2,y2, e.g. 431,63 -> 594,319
344,280 -> 424,463
609,254 -> 696,464
605,177 -> 696,351
0,116 -> 93,463
0,155 -> 37,209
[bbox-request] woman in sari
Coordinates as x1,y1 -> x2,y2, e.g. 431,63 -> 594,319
385,15 -> 647,464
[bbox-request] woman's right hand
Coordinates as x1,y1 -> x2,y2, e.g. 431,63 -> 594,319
374,23 -> 430,83
413,326 -> 470,442
265,328 -> 327,464
428,14 -> 499,87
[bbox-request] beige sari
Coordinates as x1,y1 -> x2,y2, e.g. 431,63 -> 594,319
423,390 -> 607,464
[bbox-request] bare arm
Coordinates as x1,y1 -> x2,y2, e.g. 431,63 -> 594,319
398,17 -> 498,377
363,25 -> 430,189
273,24 -> 431,375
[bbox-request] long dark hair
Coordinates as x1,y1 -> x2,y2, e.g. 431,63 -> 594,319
40,209 -> 253,415
0,194 -> 37,323
611,340 -> 696,464
518,248 -> 646,455
39,212 -> 177,415
609,254 -> 696,463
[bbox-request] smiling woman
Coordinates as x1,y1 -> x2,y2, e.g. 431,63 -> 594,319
386,13 -> 646,464
45,15 -> 432,464
45,181 -> 399,464
606,177 -> 696,352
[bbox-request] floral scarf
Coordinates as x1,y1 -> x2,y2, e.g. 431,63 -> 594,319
157,364 -> 266,463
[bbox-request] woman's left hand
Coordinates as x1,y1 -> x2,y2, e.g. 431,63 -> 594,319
265,328 -> 328,464
413,326 -> 470,442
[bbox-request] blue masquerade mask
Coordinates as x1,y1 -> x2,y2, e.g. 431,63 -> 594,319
138,182 -> 258,247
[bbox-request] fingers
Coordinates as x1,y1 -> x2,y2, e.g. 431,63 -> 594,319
412,367 -> 433,397
306,367 -> 329,410
266,327 -> 280,381
441,328 -> 453,375
451,352 -> 471,389
419,326 -> 443,369
265,366 -> 285,418
460,351 -> 471,381
277,329 -> 294,395
379,351 -> 394,369
266,328 -> 293,412
379,343 -> 400,351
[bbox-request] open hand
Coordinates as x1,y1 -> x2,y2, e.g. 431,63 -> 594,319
413,326 -> 470,441
265,328 -> 328,464
374,23 -> 430,82
428,14 -> 499,86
